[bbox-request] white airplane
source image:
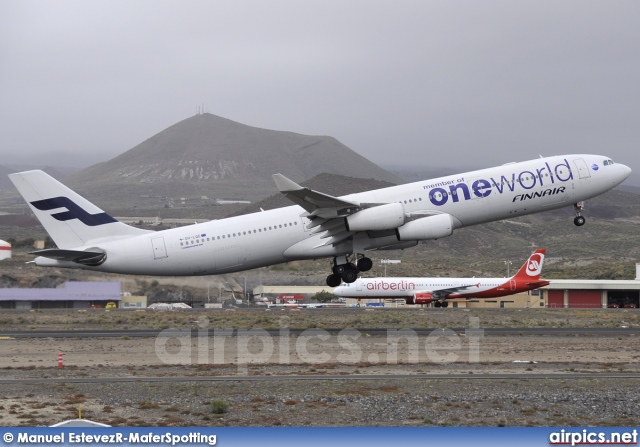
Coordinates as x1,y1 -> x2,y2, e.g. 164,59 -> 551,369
9,154 -> 630,287
333,249 -> 549,307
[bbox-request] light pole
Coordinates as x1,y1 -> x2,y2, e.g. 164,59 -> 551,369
381,259 -> 401,276
503,260 -> 513,277
207,281 -> 219,304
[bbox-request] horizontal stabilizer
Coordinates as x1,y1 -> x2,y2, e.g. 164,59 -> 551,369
526,281 -> 550,288
30,248 -> 107,266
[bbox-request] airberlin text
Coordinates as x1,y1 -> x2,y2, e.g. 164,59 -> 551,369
423,159 -> 573,207
366,280 -> 416,291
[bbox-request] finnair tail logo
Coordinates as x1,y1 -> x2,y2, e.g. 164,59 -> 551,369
30,197 -> 117,226
526,254 -> 544,276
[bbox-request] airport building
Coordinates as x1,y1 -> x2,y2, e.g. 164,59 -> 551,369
0,282 -> 147,309
540,280 -> 640,308
252,285 -> 334,303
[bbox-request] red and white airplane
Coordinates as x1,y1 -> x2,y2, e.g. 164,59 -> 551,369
332,249 -> 548,307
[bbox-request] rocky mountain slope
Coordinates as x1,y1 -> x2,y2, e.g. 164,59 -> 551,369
61,113 -> 402,207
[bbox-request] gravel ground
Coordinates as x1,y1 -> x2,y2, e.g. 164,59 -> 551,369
2,373 -> 639,427
1,330 -> 639,427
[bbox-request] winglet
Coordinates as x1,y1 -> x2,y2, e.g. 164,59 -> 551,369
273,174 -> 303,192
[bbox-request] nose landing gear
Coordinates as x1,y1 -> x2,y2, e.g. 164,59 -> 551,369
573,202 -> 586,226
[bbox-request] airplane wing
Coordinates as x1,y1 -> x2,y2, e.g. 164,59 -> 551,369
272,174 -> 361,216
424,283 -> 479,299
273,174 -> 368,246
273,174 -> 431,248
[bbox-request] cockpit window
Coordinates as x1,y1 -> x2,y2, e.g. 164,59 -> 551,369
603,159 -> 615,166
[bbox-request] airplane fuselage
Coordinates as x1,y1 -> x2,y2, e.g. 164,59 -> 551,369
333,277 -> 547,300
34,154 -> 630,275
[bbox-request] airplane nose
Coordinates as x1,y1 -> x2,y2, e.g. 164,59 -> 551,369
620,163 -> 632,180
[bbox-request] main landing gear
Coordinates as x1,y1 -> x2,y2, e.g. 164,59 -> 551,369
433,301 -> 449,308
573,202 -> 586,227
326,254 -> 373,287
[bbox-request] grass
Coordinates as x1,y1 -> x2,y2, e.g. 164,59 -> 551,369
1,307 -> 639,332
210,399 -> 229,414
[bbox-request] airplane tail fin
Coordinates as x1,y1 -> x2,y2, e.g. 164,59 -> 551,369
512,249 -> 546,280
9,170 -> 151,249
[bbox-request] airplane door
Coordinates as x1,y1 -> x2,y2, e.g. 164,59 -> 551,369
356,280 -> 362,291
151,237 -> 168,259
510,279 -> 516,291
572,158 -> 591,179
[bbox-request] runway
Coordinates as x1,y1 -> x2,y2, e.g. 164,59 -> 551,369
1,327 -> 638,338
2,372 -> 640,385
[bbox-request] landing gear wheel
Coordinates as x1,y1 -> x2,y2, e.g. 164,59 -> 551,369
442,301 -> 449,308
356,257 -> 373,272
326,274 -> 342,288
333,264 -> 346,275
573,202 -> 586,226
341,268 -> 358,284
434,301 -> 442,308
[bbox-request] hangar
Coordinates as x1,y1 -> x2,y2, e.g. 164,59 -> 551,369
0,282 -> 124,309
538,263 -> 640,309
540,279 -> 640,309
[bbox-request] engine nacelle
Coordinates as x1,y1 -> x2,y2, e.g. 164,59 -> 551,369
345,203 -> 406,232
407,293 -> 433,305
396,213 -> 454,241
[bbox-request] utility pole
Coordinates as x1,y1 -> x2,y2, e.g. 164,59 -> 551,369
381,259 -> 401,276
503,260 -> 513,277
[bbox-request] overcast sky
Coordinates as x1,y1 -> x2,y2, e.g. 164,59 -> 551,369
1,1 -> 639,184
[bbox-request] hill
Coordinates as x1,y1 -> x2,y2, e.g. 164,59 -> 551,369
62,113 -> 402,208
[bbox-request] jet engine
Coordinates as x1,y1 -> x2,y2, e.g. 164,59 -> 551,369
396,213 -> 453,241
345,203 -> 406,232
407,293 -> 433,305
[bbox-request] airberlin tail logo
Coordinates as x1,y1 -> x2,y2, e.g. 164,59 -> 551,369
30,197 -> 117,226
526,253 -> 544,276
